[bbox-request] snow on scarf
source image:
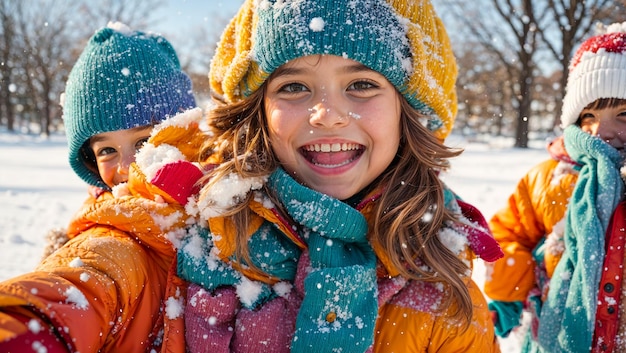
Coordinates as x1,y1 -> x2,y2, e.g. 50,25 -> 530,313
268,168 -> 378,352
178,168 -> 377,352
537,125 -> 624,352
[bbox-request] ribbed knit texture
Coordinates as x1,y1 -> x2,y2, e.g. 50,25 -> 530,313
268,168 -> 378,353
63,24 -> 196,188
560,22 -> 626,128
178,221 -> 301,309
535,125 -> 624,352
209,0 -> 458,140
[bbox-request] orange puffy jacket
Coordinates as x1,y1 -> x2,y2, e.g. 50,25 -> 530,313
0,108 -> 206,353
484,157 -> 578,302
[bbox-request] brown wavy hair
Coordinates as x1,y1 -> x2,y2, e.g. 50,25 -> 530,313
198,85 -> 473,326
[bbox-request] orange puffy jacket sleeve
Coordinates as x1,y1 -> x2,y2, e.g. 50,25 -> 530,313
484,158 -> 577,302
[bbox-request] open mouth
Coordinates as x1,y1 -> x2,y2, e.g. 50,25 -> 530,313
301,143 -> 364,168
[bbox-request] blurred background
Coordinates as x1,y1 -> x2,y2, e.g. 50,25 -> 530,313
1,0 -> 625,148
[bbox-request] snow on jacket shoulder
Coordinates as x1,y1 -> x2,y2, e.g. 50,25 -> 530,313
0,108 -> 205,353
484,158 -> 578,302
173,189 -> 500,353
0,174 -> 192,352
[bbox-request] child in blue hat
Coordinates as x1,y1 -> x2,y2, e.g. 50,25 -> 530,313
0,22 -> 202,352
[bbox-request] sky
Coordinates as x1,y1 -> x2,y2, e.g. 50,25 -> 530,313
151,0 -> 243,34
0,128 -> 550,352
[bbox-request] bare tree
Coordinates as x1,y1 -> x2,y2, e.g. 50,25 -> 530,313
14,1 -> 82,135
168,14 -> 233,106
454,38 -> 516,139
76,0 -> 167,31
440,0 -> 543,148
440,0 -> 624,147
0,0 -> 18,131
1,0 -> 169,135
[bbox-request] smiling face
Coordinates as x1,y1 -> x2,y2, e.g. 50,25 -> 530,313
264,54 -> 402,200
89,125 -> 153,188
578,101 -> 626,158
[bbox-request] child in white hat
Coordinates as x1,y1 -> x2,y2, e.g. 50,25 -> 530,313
485,21 -> 626,353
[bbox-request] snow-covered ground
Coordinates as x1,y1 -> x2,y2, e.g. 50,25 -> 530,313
0,130 -> 549,352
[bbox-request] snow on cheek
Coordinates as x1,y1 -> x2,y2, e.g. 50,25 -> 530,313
348,111 -> 361,120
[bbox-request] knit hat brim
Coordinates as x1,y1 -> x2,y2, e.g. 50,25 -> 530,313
63,23 -> 196,188
561,52 -> 626,128
560,22 -> 626,128
210,0 -> 457,140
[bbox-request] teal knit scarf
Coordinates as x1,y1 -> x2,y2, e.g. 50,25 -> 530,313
536,125 -> 624,352
268,168 -> 378,353
179,168 -> 378,352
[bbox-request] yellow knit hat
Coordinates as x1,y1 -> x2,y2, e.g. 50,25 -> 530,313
210,0 -> 458,139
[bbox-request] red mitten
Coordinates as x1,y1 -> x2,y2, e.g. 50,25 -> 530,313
457,199 -> 504,262
150,160 -> 203,205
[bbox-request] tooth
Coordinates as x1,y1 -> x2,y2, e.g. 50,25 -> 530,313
321,144 -> 331,152
331,143 -> 341,152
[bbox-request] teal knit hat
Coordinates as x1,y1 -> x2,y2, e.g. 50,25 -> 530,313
63,22 -> 196,188
210,0 -> 458,140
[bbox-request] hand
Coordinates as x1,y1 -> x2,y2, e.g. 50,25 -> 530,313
150,160 -> 203,205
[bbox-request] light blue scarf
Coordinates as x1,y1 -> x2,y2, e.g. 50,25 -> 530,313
536,125 -> 624,352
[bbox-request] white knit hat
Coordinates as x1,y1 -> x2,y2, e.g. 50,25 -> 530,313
561,22 -> 626,128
